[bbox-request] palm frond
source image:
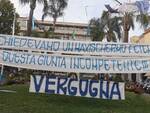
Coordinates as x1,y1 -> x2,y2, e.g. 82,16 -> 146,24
136,13 -> 150,29
42,0 -> 68,24
19,0 -> 30,5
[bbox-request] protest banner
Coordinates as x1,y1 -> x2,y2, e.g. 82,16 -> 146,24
29,75 -> 125,100
0,50 -> 150,73
1,34 -> 150,57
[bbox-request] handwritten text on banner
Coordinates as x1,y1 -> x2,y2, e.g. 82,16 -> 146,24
1,50 -> 150,73
29,75 -> 125,100
0,34 -> 150,56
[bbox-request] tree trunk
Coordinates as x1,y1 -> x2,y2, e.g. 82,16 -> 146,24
53,18 -> 57,32
123,29 -> 129,43
27,8 -> 34,36
123,14 -> 129,43
107,31 -> 112,42
123,14 -> 129,81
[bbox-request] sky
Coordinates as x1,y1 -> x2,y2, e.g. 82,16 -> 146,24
10,0 -> 143,37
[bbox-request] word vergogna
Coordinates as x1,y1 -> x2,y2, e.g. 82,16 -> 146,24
29,75 -> 125,100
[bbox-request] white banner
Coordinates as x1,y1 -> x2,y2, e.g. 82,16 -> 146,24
1,34 -> 150,57
29,75 -> 125,100
1,50 -> 150,73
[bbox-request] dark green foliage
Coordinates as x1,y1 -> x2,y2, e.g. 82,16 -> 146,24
89,11 -> 122,42
136,13 -> 150,30
112,74 -> 123,82
31,30 -> 42,37
2,67 -> 33,85
0,0 -> 20,35
89,10 -> 150,43
89,18 -> 105,41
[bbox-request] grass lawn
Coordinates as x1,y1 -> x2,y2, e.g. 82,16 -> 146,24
0,84 -> 150,113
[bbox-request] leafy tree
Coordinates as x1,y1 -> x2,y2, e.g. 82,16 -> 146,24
89,18 -> 104,41
19,0 -> 47,36
42,0 -> 68,32
0,0 -> 20,35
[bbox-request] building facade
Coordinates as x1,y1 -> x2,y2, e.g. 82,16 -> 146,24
18,17 -> 91,41
130,29 -> 150,82
138,29 -> 150,43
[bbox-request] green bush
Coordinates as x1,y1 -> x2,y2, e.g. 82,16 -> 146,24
112,75 -> 123,82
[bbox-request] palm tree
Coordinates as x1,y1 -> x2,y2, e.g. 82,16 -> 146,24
89,11 -> 122,42
122,12 -> 150,43
19,0 -> 47,36
136,13 -> 150,30
122,13 -> 135,42
101,11 -> 122,42
42,0 -> 68,32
